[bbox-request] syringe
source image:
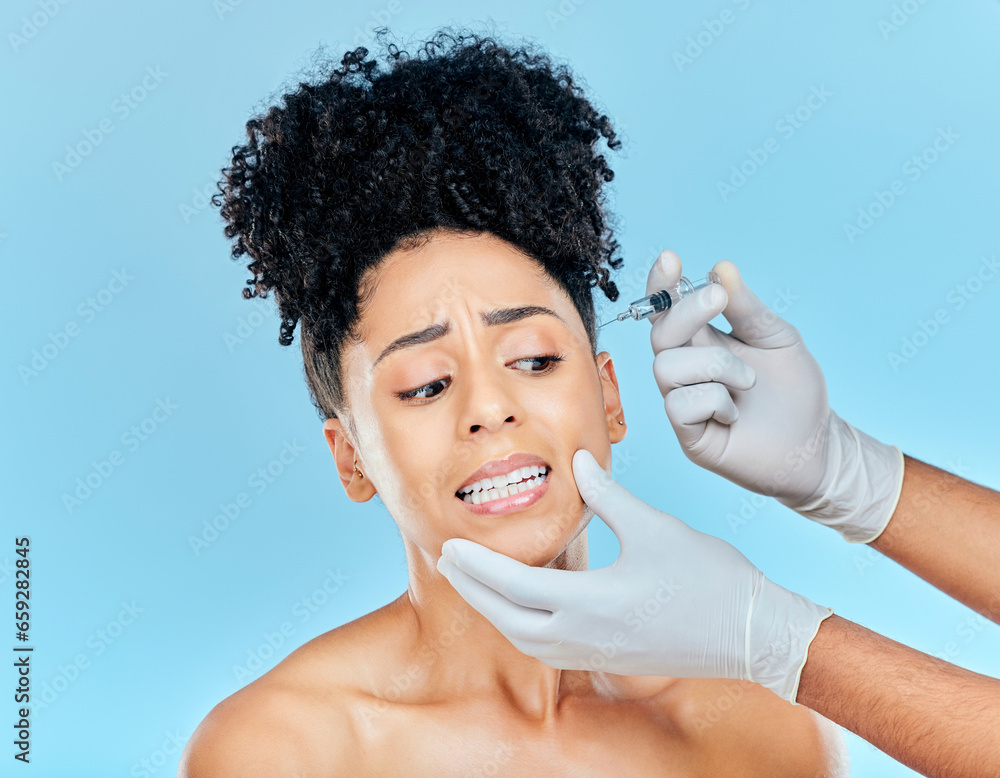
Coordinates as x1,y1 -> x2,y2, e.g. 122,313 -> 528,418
599,272 -> 721,327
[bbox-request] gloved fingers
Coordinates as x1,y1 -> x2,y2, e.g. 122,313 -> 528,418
440,537 -> 573,612
663,383 -> 739,447
651,346 -> 757,395
712,260 -> 801,349
572,448 -> 677,545
649,282 -> 729,352
642,249 -> 683,327
436,553 -> 552,639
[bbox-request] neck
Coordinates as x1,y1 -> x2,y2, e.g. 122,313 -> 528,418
395,529 -> 594,723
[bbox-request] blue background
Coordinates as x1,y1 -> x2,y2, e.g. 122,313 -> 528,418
3,1 -> 999,775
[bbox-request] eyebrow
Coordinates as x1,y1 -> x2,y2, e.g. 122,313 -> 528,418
371,305 -> 567,372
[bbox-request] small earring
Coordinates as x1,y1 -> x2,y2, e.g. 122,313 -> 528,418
618,420 -> 624,425
353,463 -> 363,478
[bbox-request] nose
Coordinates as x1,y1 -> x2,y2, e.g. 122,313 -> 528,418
460,371 -> 522,435
455,341 -> 525,435
470,413 -> 515,434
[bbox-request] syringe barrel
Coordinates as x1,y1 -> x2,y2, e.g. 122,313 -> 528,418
625,272 -> 721,321
627,289 -> 673,319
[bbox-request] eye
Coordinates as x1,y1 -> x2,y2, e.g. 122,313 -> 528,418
511,354 -> 565,373
394,354 -> 565,403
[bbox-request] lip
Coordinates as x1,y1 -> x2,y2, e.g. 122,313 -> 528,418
455,452 -> 550,493
456,469 -> 552,516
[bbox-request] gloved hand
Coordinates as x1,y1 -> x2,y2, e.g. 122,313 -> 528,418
647,251 -> 905,544
436,448 -> 833,703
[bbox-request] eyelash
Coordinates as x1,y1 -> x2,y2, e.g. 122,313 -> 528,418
393,354 -> 566,403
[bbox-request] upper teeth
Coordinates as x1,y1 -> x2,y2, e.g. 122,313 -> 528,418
458,465 -> 549,496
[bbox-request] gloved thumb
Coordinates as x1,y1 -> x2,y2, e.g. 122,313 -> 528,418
572,448 -> 666,543
713,260 -> 800,349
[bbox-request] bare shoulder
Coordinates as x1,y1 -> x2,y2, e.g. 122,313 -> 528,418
177,677 -> 361,778
178,602 -> 401,778
657,678 -> 849,777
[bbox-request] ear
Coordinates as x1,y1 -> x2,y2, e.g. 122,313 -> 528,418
595,351 -> 626,443
322,418 -> 377,502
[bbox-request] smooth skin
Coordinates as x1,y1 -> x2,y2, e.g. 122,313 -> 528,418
654,250 -> 1000,777
178,230 -> 845,777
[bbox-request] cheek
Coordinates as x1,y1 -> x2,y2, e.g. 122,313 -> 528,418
374,419 -> 473,531
546,361 -> 608,434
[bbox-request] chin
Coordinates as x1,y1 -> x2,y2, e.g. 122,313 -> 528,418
493,518 -> 589,569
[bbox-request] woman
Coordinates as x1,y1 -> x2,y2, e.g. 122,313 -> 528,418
181,27 -> 846,776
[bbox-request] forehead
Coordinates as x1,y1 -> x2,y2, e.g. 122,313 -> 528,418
356,232 -> 575,341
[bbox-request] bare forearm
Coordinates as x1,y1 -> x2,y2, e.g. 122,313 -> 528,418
797,614 -> 1000,777
869,455 -> 1000,624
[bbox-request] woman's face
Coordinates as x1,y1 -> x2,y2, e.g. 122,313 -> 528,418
324,229 -> 626,567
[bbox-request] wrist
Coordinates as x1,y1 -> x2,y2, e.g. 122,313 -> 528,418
746,576 -> 834,703
781,414 -> 905,544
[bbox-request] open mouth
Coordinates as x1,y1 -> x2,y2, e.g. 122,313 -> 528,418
455,465 -> 550,506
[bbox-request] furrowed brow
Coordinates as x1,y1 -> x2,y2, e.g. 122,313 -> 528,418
371,305 -> 565,373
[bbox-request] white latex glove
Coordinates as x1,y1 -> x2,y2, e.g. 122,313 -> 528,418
436,448 -> 834,703
647,252 -> 905,544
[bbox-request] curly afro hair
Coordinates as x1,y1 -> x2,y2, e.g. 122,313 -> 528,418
213,25 -> 625,433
